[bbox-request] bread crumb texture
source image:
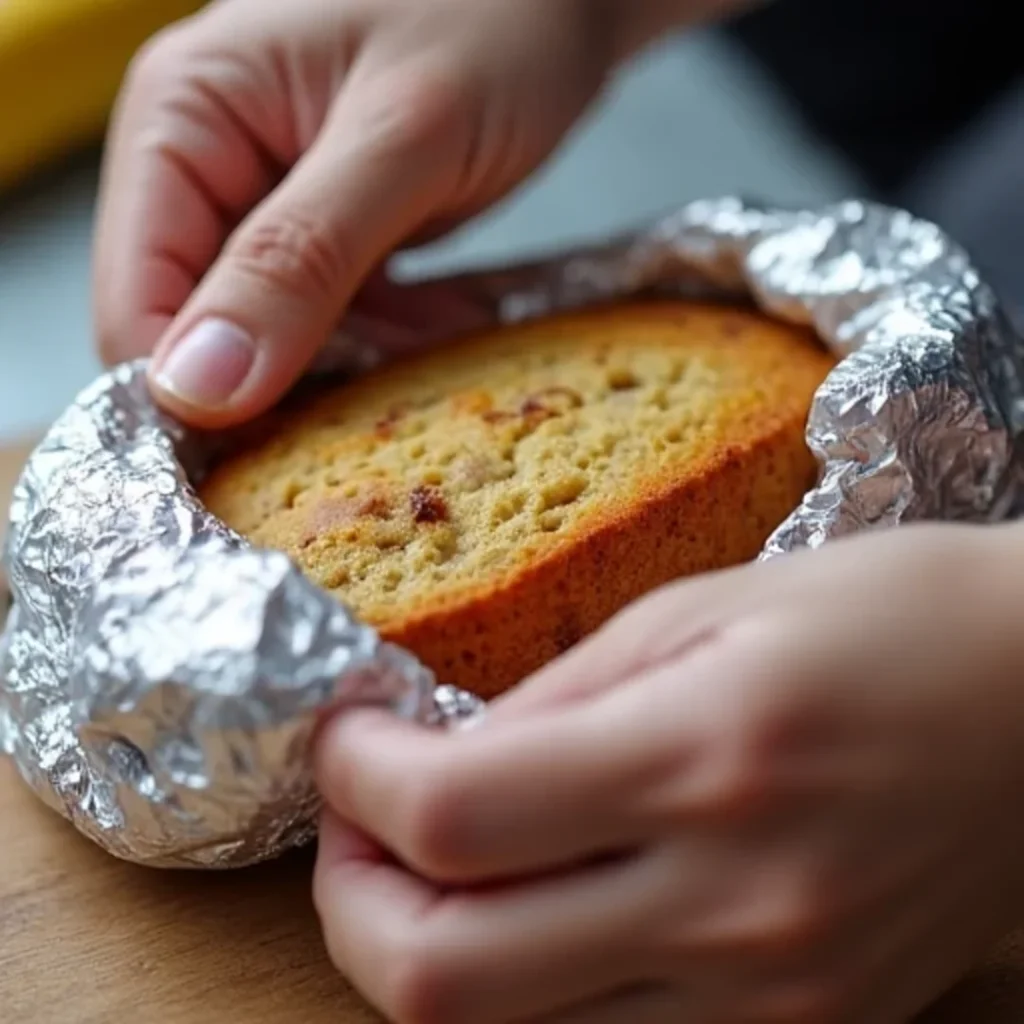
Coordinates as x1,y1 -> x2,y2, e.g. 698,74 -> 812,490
200,302 -> 834,696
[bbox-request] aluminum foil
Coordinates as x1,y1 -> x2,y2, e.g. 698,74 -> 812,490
3,196 -> 1023,869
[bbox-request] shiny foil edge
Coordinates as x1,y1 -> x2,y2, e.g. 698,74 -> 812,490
2,196 -> 1022,869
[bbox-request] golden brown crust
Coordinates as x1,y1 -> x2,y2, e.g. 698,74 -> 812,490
200,301 -> 834,697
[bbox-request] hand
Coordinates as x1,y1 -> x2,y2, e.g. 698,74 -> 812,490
313,524 -> 1024,1023
94,0 -> 708,428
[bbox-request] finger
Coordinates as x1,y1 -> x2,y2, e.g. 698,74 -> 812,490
94,17 -> 283,365
314,811 -> 655,1024
147,60 -> 466,427
316,613 -> 793,886
313,698 -> 674,883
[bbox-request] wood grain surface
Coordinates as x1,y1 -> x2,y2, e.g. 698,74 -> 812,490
1,437 -> 1024,1023
0,438 -> 383,1024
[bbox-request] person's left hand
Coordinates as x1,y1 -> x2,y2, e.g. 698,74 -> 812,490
313,523 -> 1024,1024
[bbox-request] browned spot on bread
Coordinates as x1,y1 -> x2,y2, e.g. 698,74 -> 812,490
481,408 -> 517,425
304,485 -> 392,533
606,367 -> 639,391
410,485 -> 448,524
452,390 -> 495,417
554,614 -> 583,654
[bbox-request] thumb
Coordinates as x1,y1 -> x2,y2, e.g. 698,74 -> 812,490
148,71 -> 462,427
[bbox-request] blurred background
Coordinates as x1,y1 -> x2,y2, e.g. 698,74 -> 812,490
1,0 -> 1019,446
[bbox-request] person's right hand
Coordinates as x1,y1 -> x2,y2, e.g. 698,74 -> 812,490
94,0 -> 716,429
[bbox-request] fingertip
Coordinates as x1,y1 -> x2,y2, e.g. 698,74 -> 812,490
146,373 -> 259,431
315,706 -> 405,757
313,810 -> 387,963
146,313 -> 309,428
312,708 -> 427,811
146,314 -> 256,426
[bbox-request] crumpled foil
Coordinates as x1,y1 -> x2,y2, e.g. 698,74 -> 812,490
3,197 -> 1023,868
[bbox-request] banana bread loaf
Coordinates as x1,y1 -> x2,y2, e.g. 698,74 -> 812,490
200,301 -> 834,697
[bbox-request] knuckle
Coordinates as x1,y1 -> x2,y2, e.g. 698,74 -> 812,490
315,875 -> 466,1024
686,718 -> 779,823
310,859 -> 335,931
705,743 -> 775,821
756,875 -> 835,956
383,938 -> 462,1024
311,863 -> 359,976
358,66 -> 472,159
657,884 -> 832,968
697,675 -> 813,820
395,770 -> 472,881
668,871 -> 835,964
124,23 -> 195,93
225,215 -> 355,304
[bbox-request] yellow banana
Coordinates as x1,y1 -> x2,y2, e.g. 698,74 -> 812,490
0,0 -> 206,190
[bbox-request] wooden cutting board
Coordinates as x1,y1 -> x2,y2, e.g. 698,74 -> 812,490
1,437 -> 1023,1023
0,438 -> 383,1023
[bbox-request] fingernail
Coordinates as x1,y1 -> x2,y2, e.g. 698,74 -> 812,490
154,318 -> 255,408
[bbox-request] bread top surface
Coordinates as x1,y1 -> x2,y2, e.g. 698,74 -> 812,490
199,302 -> 833,629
